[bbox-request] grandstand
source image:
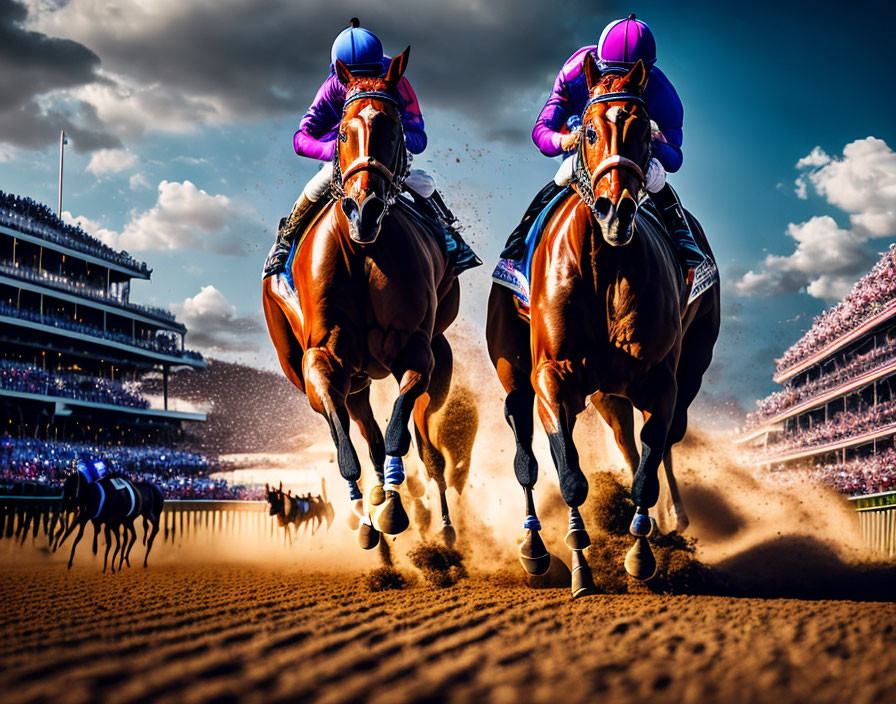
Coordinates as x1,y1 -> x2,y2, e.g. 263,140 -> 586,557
0,190 -> 212,493
737,245 -> 896,497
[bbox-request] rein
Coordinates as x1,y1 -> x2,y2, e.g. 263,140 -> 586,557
331,90 -> 409,209
573,91 -> 650,212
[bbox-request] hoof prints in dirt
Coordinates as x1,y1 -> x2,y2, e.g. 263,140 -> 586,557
408,542 -> 467,588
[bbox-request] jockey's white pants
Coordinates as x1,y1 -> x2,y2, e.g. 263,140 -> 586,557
300,162 -> 436,203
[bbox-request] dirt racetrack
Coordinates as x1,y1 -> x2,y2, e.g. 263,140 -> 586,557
1,562 -> 894,704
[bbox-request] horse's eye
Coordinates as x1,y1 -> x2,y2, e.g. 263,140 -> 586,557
586,125 -> 597,145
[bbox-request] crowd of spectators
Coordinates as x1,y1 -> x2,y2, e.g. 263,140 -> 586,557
776,245 -> 896,376
746,338 -> 896,429
0,359 -> 149,409
0,259 -> 178,325
0,190 -> 148,275
810,449 -> 896,496
755,399 -> 896,459
0,301 -> 202,361
0,437 -> 261,499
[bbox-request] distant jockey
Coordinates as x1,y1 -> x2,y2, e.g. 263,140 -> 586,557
503,14 -> 706,274
263,19 -> 480,278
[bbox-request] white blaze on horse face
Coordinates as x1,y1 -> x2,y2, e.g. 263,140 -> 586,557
605,106 -> 624,124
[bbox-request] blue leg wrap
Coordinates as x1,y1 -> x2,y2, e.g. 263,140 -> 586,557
384,456 -> 405,488
347,480 -> 362,502
524,514 -> 541,531
630,511 -> 653,538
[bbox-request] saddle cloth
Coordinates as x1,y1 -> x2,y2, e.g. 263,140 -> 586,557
492,194 -> 719,317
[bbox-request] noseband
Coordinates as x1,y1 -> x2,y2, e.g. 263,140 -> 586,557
574,92 -> 649,211
331,90 -> 409,208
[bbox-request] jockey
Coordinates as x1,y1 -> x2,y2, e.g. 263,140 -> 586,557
264,19 -> 480,278
503,14 -> 705,273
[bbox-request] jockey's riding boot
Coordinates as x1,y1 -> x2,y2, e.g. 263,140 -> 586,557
501,180 -> 564,260
262,194 -> 315,279
428,189 -> 482,273
650,183 -> 705,274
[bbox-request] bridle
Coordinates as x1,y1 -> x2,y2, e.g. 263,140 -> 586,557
573,91 -> 650,212
331,90 -> 409,209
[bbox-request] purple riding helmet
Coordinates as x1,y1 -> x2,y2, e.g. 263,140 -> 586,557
596,14 -> 657,68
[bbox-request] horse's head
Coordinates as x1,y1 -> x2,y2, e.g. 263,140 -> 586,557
577,55 -> 652,247
333,48 -> 410,245
61,470 -> 85,511
265,483 -> 283,516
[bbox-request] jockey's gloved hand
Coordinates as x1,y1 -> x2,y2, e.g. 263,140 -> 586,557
559,130 -> 581,153
645,157 -> 666,194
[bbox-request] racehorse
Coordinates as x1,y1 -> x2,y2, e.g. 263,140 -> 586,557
121,481 -> 164,568
54,471 -> 145,572
266,480 -> 335,542
262,48 -> 471,550
486,57 -> 720,597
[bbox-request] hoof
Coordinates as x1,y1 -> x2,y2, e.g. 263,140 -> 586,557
630,513 -> 656,538
347,511 -> 360,531
369,484 -> 386,507
564,528 -> 591,551
570,549 -> 597,598
526,554 -> 571,589
519,529 -> 551,576
442,524 -> 457,548
373,491 -> 409,536
624,537 -> 657,581
358,522 -> 381,550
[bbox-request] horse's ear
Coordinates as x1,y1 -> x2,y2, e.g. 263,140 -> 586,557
279,481 -> 283,491
584,51 -> 601,91
335,58 -> 354,86
625,59 -> 650,93
384,46 -> 410,89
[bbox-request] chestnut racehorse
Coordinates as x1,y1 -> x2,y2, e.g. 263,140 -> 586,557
263,48 -> 468,550
486,58 -> 720,597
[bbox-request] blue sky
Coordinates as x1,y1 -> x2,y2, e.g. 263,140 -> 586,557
2,0 -> 895,420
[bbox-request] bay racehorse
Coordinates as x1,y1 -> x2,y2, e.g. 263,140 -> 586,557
263,48 -> 470,550
486,58 -> 720,597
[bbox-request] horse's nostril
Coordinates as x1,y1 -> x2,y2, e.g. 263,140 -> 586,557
617,197 -> 636,222
341,198 -> 360,223
595,197 -> 613,219
360,196 -> 385,224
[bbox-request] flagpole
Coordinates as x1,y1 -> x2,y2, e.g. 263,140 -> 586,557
57,130 -> 66,216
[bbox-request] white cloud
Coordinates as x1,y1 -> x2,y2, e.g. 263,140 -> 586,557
95,180 -> 259,254
737,137 -> 896,301
129,172 -> 149,190
172,285 -> 263,354
60,210 -> 120,247
796,146 -> 830,169
85,147 -> 138,177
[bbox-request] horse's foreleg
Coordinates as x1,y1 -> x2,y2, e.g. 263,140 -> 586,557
591,392 -> 640,475
103,525 -> 113,573
303,346 -> 378,550
124,522 -> 137,568
533,358 -> 594,598
375,331 -> 435,537
626,366 -> 677,581
92,519 -> 101,555
345,385 -> 386,504
658,449 -> 689,534
68,519 -> 87,569
144,517 -> 159,568
411,334 -> 456,546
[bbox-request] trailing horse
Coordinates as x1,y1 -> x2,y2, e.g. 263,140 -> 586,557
486,58 -> 720,597
54,471 -> 146,572
262,48 -> 474,551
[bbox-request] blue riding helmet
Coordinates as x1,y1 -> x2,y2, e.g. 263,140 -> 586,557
330,18 -> 384,76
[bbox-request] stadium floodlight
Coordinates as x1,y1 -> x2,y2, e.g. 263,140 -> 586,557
58,130 -> 68,216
